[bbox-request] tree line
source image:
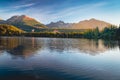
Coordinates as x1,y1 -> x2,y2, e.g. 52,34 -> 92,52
0,24 -> 23,36
23,25 -> 120,40
23,32 -> 83,38
0,24 -> 120,40
84,25 -> 119,40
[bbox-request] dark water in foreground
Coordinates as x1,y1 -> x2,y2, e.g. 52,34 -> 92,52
0,37 -> 120,80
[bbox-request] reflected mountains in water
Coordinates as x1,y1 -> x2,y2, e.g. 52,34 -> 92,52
0,37 -> 119,58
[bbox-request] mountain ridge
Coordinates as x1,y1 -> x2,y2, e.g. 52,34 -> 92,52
46,20 -> 73,28
71,18 -> 111,30
0,15 -> 47,32
6,15 -> 47,32
47,18 -> 112,30
0,15 -> 113,32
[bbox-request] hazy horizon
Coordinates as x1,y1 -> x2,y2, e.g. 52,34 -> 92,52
0,0 -> 120,25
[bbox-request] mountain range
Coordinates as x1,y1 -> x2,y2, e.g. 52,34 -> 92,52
47,18 -> 111,30
0,15 -> 46,32
0,15 -> 112,32
46,21 -> 73,28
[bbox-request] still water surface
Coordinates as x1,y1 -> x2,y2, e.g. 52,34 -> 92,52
0,37 -> 120,80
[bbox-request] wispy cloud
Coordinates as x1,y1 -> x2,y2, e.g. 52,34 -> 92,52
0,0 -> 120,25
0,3 -> 36,13
13,3 -> 35,9
23,2 -> 107,24
0,1 -> 108,23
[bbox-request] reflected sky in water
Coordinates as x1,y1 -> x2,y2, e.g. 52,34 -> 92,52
0,37 -> 120,80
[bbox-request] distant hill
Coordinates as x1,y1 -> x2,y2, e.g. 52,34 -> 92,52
6,15 -> 47,32
0,24 -> 24,35
47,18 -> 111,30
46,21 -> 72,28
71,18 -> 111,30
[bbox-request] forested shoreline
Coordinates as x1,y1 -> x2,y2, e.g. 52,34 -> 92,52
0,24 -> 120,40
22,25 -> 120,40
84,25 -> 119,40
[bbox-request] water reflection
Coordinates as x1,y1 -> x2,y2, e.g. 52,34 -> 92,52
103,40 -> 119,49
0,37 -> 42,58
0,37 -> 119,57
0,37 -> 120,80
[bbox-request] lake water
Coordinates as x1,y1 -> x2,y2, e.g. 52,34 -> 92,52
0,37 -> 120,80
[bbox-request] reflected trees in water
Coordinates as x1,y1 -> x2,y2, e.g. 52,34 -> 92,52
0,37 -> 120,57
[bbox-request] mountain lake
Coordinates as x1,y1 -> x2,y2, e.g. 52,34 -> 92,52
0,37 -> 120,80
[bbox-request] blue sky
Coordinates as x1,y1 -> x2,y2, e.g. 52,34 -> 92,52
0,0 -> 120,25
